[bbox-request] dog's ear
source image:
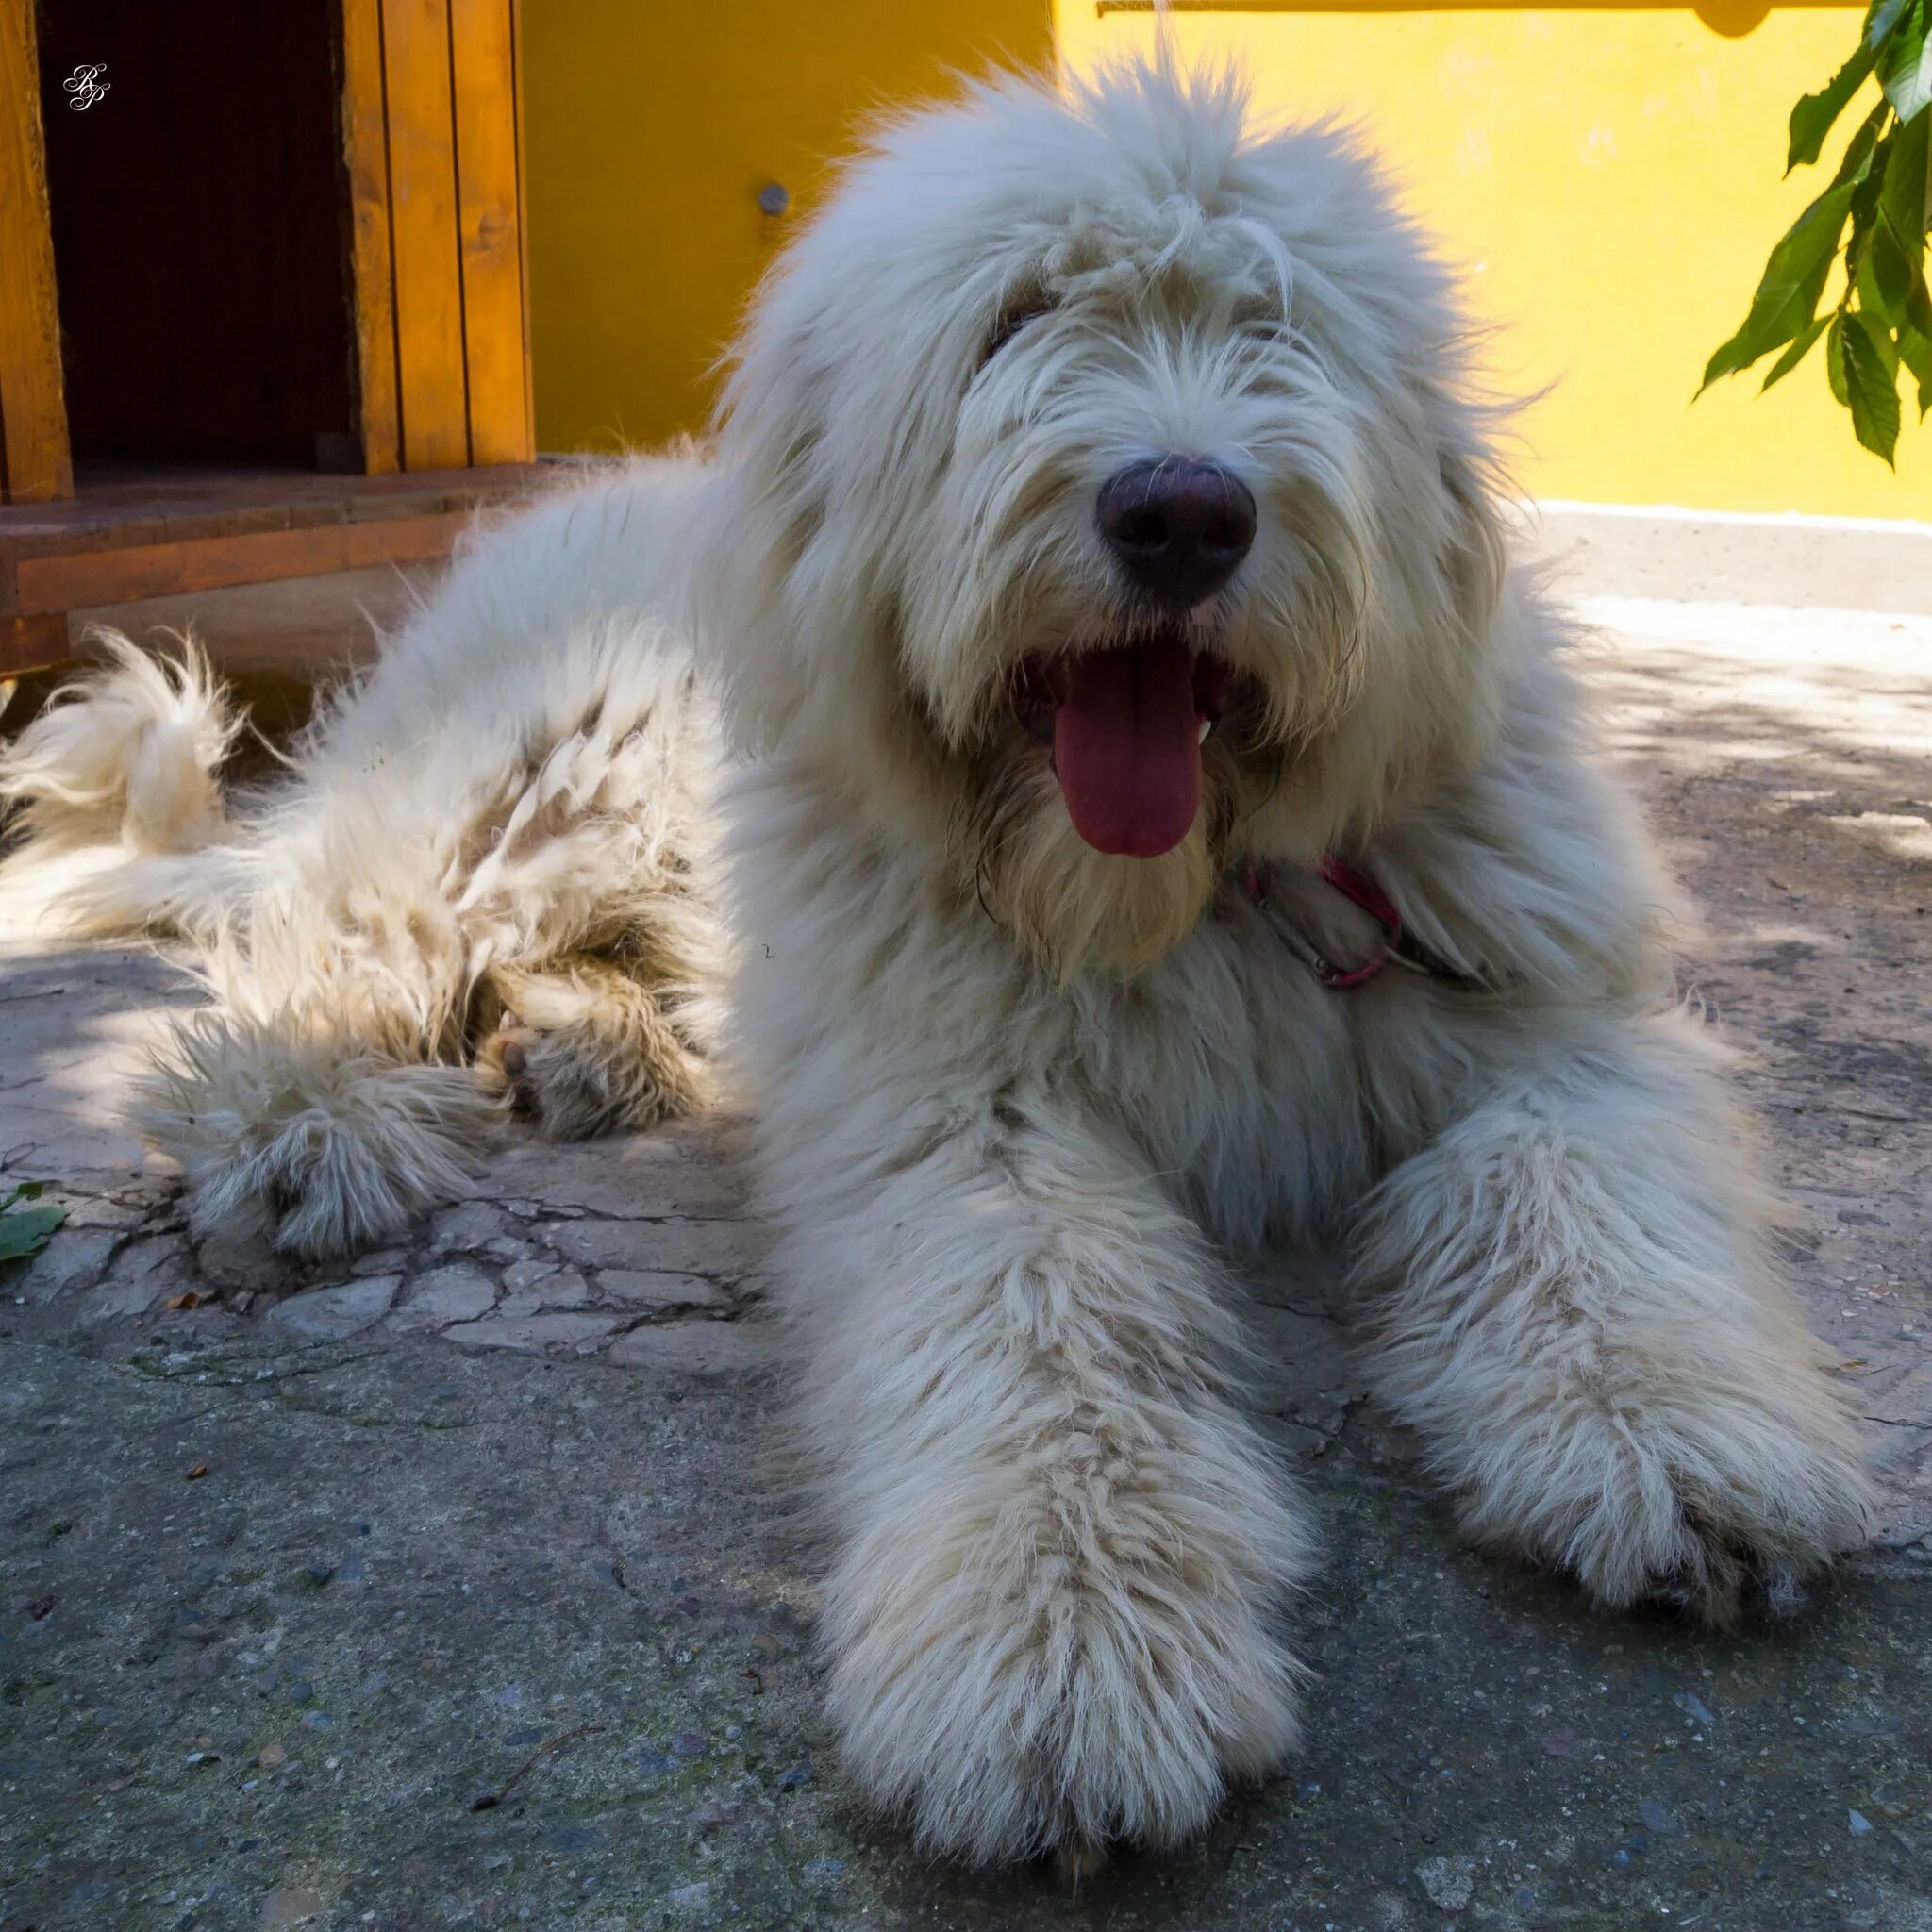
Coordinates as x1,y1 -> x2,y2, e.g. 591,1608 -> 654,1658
1432,402 -> 1508,655
684,344 -> 836,759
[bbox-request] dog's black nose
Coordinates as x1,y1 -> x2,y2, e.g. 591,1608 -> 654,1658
1096,458 -> 1257,608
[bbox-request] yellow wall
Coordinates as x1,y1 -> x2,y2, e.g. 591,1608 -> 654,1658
525,3 -> 1927,517
521,4 -> 1054,456
1058,3 -> 1924,516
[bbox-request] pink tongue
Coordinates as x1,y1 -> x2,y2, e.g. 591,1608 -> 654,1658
1051,639 -> 1201,858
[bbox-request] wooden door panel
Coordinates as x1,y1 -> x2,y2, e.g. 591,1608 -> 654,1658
341,0 -> 402,474
383,0 -> 472,470
341,0 -> 534,475
0,0 -> 73,503
451,0 -> 531,464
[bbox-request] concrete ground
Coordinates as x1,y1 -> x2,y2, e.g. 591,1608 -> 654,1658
2,508 -> 1929,1932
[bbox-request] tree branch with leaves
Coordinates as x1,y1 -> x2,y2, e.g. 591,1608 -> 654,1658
1702,0 -> 1932,466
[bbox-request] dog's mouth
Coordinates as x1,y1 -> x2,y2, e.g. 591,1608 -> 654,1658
1009,636 -> 1231,859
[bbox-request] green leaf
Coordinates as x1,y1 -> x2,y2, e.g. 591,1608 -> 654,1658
1841,308 -> 1904,460
1760,313 -> 1832,389
1827,312 -> 1851,401
1859,220 -> 1916,324
1878,95 -> 1931,240
1868,0 -> 1914,51
1702,181 -> 1857,388
1879,4 -> 1932,120
0,1202 -> 65,1263
1900,322 -> 1932,413
1831,101 -> 1892,192
1901,275 -> 1932,413
1790,43 -> 1878,171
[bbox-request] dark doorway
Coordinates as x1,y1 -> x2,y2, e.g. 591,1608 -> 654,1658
35,0 -> 358,471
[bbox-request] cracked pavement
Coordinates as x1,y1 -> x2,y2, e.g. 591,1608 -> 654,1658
3,516 -> 1930,1930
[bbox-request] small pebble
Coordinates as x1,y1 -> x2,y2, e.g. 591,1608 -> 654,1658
1638,1798 -> 1679,1836
777,1760 -> 813,1791
1414,1854 -> 1475,1911
1849,1809 -> 1874,1836
303,1711 -> 334,1731
1673,1691 -> 1717,1725
307,1562 -> 334,1587
287,1680 -> 314,1705
667,1882 -> 710,1908
258,1742 -> 286,1768
670,1732 -> 707,1758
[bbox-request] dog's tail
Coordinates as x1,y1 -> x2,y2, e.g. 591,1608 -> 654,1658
0,632 -> 244,934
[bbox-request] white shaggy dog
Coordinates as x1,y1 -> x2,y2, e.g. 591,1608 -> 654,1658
1,54 -> 1872,1872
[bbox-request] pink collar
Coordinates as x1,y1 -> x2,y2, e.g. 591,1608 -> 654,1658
1243,857 -> 1407,991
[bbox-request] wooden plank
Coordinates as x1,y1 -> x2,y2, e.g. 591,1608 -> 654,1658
0,461 -> 543,564
450,0 -> 532,464
0,0 -> 74,503
381,0 -> 471,470
509,0 -> 535,458
14,513 -> 472,615
340,0 -> 402,475
385,0 -> 472,470
1,613 -> 71,675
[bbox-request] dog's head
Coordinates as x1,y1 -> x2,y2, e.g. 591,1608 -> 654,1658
701,55 -> 1510,979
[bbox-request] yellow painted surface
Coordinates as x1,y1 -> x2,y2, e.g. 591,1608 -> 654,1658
524,3 -> 1925,516
521,4 -> 1054,456
1058,3 -> 1924,515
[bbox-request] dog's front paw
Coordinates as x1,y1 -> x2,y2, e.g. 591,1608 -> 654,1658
141,1016 -> 497,1257
1454,1367 -> 1874,1626
822,1508 -> 1302,1871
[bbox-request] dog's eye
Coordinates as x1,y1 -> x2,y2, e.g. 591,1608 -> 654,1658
980,296 -> 1056,366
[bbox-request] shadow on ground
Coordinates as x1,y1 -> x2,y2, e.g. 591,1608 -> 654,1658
2,617 -> 1929,1930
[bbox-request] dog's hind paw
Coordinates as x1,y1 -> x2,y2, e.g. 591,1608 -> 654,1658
476,969 -> 708,1141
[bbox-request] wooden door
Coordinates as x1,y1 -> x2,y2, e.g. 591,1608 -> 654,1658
0,0 -> 74,504
2,0 -> 531,497
341,0 -> 535,473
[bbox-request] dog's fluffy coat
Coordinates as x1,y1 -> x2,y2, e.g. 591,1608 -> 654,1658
1,55 -> 1872,1869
